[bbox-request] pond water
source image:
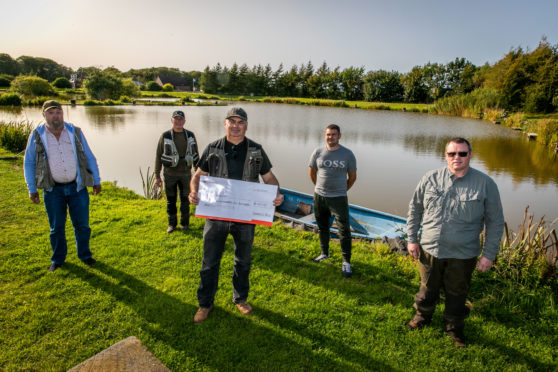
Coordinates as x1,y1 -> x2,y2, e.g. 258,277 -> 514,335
3,103 -> 558,230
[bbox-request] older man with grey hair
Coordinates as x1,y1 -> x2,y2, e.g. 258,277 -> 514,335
405,137 -> 504,348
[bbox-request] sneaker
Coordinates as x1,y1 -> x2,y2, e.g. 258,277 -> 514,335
166,225 -> 176,233
446,329 -> 467,348
83,257 -> 96,266
342,262 -> 352,277
194,306 -> 213,324
312,254 -> 330,263
235,302 -> 253,316
48,263 -> 63,272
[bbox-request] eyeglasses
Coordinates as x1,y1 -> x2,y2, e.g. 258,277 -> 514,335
446,152 -> 469,157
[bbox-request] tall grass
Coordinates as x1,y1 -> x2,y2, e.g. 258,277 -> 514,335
139,166 -> 162,200
0,120 -> 33,153
494,207 -> 558,287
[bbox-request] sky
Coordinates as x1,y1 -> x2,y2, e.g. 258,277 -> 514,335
2,0 -> 557,74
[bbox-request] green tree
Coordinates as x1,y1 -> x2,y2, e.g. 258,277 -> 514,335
10,75 -> 56,96
340,66 -> 364,101
200,65 -> 219,93
403,66 -> 430,103
52,77 -> 72,89
363,70 -> 404,102
84,72 -> 124,100
0,53 -> 20,76
16,56 -> 72,81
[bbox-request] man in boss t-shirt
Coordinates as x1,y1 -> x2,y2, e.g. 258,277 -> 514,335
308,124 -> 357,277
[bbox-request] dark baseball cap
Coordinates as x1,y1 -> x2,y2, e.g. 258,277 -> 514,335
42,100 -> 62,112
225,107 -> 247,121
172,110 -> 185,119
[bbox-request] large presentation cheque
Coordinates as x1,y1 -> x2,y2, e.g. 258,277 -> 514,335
195,175 -> 278,226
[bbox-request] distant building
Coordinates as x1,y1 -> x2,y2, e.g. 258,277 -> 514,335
155,76 -> 191,91
131,78 -> 143,87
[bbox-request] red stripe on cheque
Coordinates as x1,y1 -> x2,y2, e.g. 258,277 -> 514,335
195,214 -> 273,227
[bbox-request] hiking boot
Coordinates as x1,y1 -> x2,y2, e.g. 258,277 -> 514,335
342,262 -> 352,278
166,225 -> 176,233
405,316 -> 431,330
312,253 -> 330,263
446,328 -> 467,348
48,263 -> 63,272
193,307 -> 212,324
83,257 -> 96,266
236,302 -> 253,316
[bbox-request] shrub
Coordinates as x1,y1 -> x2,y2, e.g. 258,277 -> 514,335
0,121 -> 33,152
180,96 -> 193,103
10,75 -> 56,97
145,81 -> 162,91
52,77 -> 72,89
83,99 -> 101,106
0,93 -> 22,106
119,96 -> 131,103
0,77 -> 10,87
162,83 -> 174,92
121,78 -> 140,97
84,72 -> 123,100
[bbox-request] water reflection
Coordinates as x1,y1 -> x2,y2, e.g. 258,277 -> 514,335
2,103 -> 557,229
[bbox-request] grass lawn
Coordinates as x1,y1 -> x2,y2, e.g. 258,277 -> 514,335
0,155 -> 556,371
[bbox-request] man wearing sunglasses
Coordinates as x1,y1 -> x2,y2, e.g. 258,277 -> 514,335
188,107 -> 284,324
405,137 -> 504,347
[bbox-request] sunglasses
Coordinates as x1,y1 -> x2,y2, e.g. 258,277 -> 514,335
446,152 -> 469,157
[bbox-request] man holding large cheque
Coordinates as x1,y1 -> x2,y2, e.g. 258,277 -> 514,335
189,107 -> 284,324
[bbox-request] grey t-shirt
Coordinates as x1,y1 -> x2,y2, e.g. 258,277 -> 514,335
309,145 -> 357,197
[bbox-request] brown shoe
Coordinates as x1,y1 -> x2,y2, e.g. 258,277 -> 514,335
166,225 -> 176,233
446,329 -> 467,348
194,307 -> 212,324
405,317 -> 430,330
236,302 -> 253,316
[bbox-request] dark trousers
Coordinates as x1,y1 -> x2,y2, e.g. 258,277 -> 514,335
413,248 -> 477,331
164,173 -> 190,227
313,193 -> 352,263
197,219 -> 255,308
43,183 -> 92,264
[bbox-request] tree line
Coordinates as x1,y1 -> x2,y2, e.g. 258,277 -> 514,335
1,37 -> 557,113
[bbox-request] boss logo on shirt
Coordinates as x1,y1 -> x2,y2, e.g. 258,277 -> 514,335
318,160 -> 346,168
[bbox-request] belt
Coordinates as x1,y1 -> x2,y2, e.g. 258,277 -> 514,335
54,180 -> 76,187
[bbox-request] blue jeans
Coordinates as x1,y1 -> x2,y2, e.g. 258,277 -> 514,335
43,183 -> 92,264
197,219 -> 255,308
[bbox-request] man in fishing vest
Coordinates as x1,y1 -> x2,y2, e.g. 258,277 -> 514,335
406,137 -> 504,347
155,110 -> 199,233
23,100 -> 101,272
309,124 -> 357,278
188,107 -> 284,324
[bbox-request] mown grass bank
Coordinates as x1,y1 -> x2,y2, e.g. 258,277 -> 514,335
1,155 -> 556,371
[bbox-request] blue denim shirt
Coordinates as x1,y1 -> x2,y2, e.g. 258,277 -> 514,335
24,122 -> 100,194
407,166 -> 504,261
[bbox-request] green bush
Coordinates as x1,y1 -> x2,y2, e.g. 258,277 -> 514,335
0,93 -> 22,106
84,72 -> 124,101
83,99 -> 101,106
162,83 -> 174,92
0,121 -> 33,152
0,77 -> 10,87
22,96 -> 48,106
10,75 -> 56,97
121,78 -> 140,98
52,77 -> 72,89
145,81 -> 162,91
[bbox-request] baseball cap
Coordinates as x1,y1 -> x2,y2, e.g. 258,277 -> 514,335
172,110 -> 185,119
225,107 -> 247,121
42,100 -> 62,112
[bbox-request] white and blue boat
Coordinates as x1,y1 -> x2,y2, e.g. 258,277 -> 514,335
276,188 -> 407,240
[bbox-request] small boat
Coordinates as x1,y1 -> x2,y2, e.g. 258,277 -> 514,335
275,188 -> 407,240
